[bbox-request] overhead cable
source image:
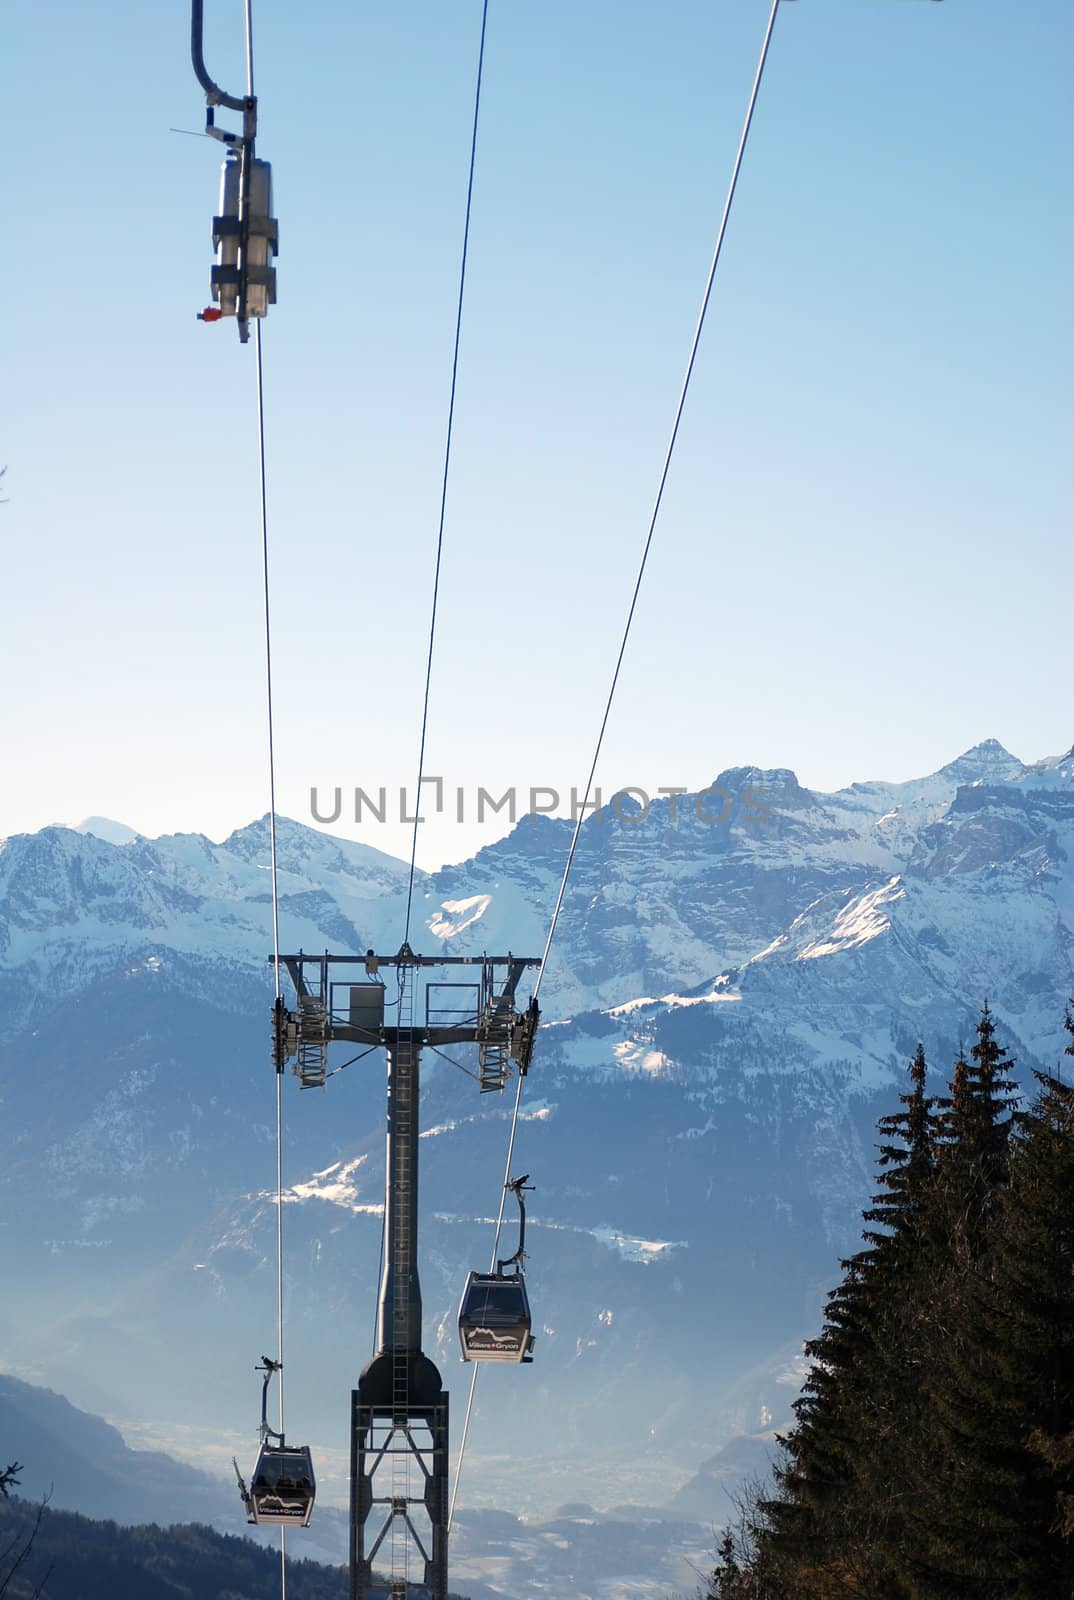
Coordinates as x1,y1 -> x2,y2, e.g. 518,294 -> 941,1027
447,0 -> 789,1533
403,0 -> 491,944
239,0 -> 288,1586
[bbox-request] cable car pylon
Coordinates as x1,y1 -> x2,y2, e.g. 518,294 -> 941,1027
272,947 -> 540,1599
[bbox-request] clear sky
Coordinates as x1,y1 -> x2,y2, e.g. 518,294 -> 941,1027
2,0 -> 1070,868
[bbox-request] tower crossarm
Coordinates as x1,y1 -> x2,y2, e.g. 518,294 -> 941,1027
272,952 -> 540,973
268,953 -> 540,1075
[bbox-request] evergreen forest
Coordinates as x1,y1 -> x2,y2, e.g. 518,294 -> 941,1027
709,1005 -> 1074,1600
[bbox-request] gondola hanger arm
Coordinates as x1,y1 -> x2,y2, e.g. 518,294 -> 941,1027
257,1355 -> 284,1443
190,0 -> 254,129
496,1175 -> 533,1273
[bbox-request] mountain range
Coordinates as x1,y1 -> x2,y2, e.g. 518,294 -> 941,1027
2,737 -> 1072,1597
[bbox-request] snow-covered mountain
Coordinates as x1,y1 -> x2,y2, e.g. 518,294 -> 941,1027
6,736 -> 1066,1028
2,737 -> 1072,1540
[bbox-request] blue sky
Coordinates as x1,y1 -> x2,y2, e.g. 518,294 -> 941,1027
3,0 -> 1070,867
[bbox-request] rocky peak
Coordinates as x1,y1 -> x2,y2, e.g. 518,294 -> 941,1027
936,738 -> 1024,786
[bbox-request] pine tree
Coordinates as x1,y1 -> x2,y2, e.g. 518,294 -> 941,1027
1030,1005 -> 1074,1545
708,1529 -> 741,1598
708,1524 -> 787,1599
862,1042 -> 941,1274
904,1006 -> 1023,1598
937,1004 -> 1019,1257
978,1006 -> 1074,1594
755,1046 -> 941,1598
757,1246 -> 886,1593
849,1043 -> 945,1592
730,1006 -> 1074,1598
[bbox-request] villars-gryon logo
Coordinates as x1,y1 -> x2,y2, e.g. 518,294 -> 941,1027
309,781 -> 772,829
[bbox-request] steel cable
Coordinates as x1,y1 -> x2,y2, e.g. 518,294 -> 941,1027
447,0 -> 788,1534
403,0 -> 491,945
243,0 -> 287,1589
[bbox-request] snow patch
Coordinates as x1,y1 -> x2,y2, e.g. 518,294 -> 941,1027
607,994 -> 660,1017
427,894 -> 492,938
590,1225 -> 684,1264
613,1039 -> 671,1074
278,1156 -> 378,1213
519,1100 -> 555,1121
663,988 -> 743,1009
797,875 -> 904,960
420,1119 -> 459,1140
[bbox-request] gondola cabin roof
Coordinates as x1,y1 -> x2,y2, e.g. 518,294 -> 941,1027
247,1442 -> 316,1527
458,1270 -> 535,1364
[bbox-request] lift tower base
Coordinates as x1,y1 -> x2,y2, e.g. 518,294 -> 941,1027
350,1354 -> 449,1600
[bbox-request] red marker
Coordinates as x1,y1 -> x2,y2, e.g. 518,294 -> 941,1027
197,306 -> 224,322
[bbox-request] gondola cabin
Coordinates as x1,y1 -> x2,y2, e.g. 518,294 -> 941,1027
458,1270 -> 535,1363
246,1442 -> 316,1527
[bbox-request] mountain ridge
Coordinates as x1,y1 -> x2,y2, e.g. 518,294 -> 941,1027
3,738 -> 1069,1038
2,736 -> 1072,1545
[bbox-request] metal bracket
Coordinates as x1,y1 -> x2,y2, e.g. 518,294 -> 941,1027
271,997 -> 298,1073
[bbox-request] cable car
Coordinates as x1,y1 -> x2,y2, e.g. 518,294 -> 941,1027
233,1357 -> 316,1528
458,1176 -> 536,1364
458,1270 -> 534,1363
242,1442 -> 316,1527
